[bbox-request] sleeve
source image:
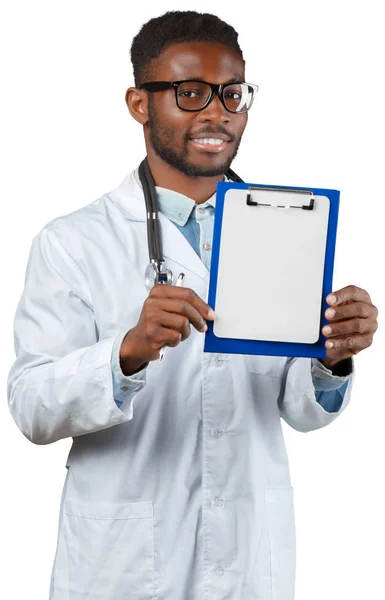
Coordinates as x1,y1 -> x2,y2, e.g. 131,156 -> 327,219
111,330 -> 147,409
311,357 -> 353,413
278,356 -> 354,433
7,226 -> 144,445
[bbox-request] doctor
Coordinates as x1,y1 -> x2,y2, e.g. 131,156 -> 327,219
7,10 -> 378,600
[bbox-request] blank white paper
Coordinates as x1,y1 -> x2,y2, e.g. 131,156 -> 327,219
213,188 -> 330,344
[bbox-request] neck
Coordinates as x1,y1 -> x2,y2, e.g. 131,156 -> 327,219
145,149 -> 225,204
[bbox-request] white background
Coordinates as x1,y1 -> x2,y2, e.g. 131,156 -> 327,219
1,1 -> 384,598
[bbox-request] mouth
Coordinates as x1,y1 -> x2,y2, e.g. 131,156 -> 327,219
189,137 -> 230,154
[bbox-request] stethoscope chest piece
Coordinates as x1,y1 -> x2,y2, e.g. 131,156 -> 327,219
145,260 -> 173,291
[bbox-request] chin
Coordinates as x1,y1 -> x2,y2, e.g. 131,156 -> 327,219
183,163 -> 230,178
185,154 -> 231,175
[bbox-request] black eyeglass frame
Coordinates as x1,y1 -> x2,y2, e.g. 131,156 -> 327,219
139,79 -> 259,113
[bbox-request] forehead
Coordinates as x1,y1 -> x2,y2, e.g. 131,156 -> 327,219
148,42 -> 245,83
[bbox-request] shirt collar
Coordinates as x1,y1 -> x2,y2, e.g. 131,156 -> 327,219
155,175 -> 227,226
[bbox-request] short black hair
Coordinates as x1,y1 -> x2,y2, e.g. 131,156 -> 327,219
130,10 -> 244,87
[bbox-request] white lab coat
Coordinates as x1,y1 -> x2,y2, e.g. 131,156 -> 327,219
7,168 -> 353,599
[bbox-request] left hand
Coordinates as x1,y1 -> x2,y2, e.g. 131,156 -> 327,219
320,285 -> 378,370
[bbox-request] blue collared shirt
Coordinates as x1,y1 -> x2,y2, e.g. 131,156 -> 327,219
111,180 -> 352,411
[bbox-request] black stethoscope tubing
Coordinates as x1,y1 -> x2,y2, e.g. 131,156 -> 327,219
139,158 -> 162,263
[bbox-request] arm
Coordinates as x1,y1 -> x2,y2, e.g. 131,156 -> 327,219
278,357 -> 354,433
7,226 -> 135,445
279,285 -> 378,433
7,228 -> 214,445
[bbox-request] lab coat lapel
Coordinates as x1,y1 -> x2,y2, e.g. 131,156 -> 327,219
158,212 -> 209,283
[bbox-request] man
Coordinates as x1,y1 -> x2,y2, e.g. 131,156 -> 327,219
7,10 -> 378,600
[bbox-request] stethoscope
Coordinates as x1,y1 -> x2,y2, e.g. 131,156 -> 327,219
138,157 -> 244,290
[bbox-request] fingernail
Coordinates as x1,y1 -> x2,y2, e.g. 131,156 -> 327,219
201,324 -> 208,332
327,295 -> 337,305
326,309 -> 335,318
326,341 -> 334,349
208,309 -> 216,319
323,326 -> 332,335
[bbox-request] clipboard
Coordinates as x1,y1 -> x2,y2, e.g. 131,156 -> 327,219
204,181 -> 340,358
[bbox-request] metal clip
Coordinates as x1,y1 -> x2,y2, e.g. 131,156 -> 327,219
246,185 -> 314,210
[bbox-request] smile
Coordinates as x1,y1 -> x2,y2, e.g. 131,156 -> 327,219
190,138 -> 229,153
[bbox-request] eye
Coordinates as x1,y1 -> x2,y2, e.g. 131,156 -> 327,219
178,89 -> 202,98
224,90 -> 242,100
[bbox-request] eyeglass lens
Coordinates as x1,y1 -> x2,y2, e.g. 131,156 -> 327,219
177,81 -> 254,113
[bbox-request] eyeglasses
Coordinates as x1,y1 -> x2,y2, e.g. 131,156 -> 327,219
139,79 -> 259,114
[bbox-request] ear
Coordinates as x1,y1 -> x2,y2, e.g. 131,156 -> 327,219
125,87 -> 149,125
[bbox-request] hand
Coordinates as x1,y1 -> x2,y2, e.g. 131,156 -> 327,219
320,285 -> 378,370
120,284 -> 215,375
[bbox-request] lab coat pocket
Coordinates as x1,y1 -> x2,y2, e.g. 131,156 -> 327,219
51,499 -> 155,599
246,354 -> 285,377
266,488 -> 296,600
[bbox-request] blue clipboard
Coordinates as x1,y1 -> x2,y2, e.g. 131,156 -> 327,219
204,181 -> 340,358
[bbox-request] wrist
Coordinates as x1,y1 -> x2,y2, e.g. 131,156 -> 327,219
319,357 -> 339,370
120,330 -> 149,376
318,357 -> 353,377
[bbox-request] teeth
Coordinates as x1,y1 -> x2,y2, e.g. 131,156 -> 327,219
193,138 -> 225,145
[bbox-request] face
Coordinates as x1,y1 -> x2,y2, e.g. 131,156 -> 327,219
142,42 -> 248,177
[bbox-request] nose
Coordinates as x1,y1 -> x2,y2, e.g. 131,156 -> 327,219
199,92 -> 230,122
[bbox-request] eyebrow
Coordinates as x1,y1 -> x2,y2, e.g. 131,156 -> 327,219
185,77 -> 244,84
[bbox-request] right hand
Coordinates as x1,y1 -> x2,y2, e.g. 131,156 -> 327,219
120,284 -> 215,375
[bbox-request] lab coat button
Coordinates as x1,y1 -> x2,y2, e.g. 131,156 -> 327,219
213,496 -> 225,507
210,429 -> 224,438
215,567 -> 225,576
203,243 -> 212,251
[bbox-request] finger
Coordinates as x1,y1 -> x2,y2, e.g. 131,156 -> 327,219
325,332 -> 373,354
151,285 -> 215,321
142,312 -> 183,347
156,311 -> 191,341
326,285 -> 372,307
156,329 -> 182,349
142,315 -> 182,350
325,301 -> 378,322
322,316 -> 375,338
147,297 -> 208,333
